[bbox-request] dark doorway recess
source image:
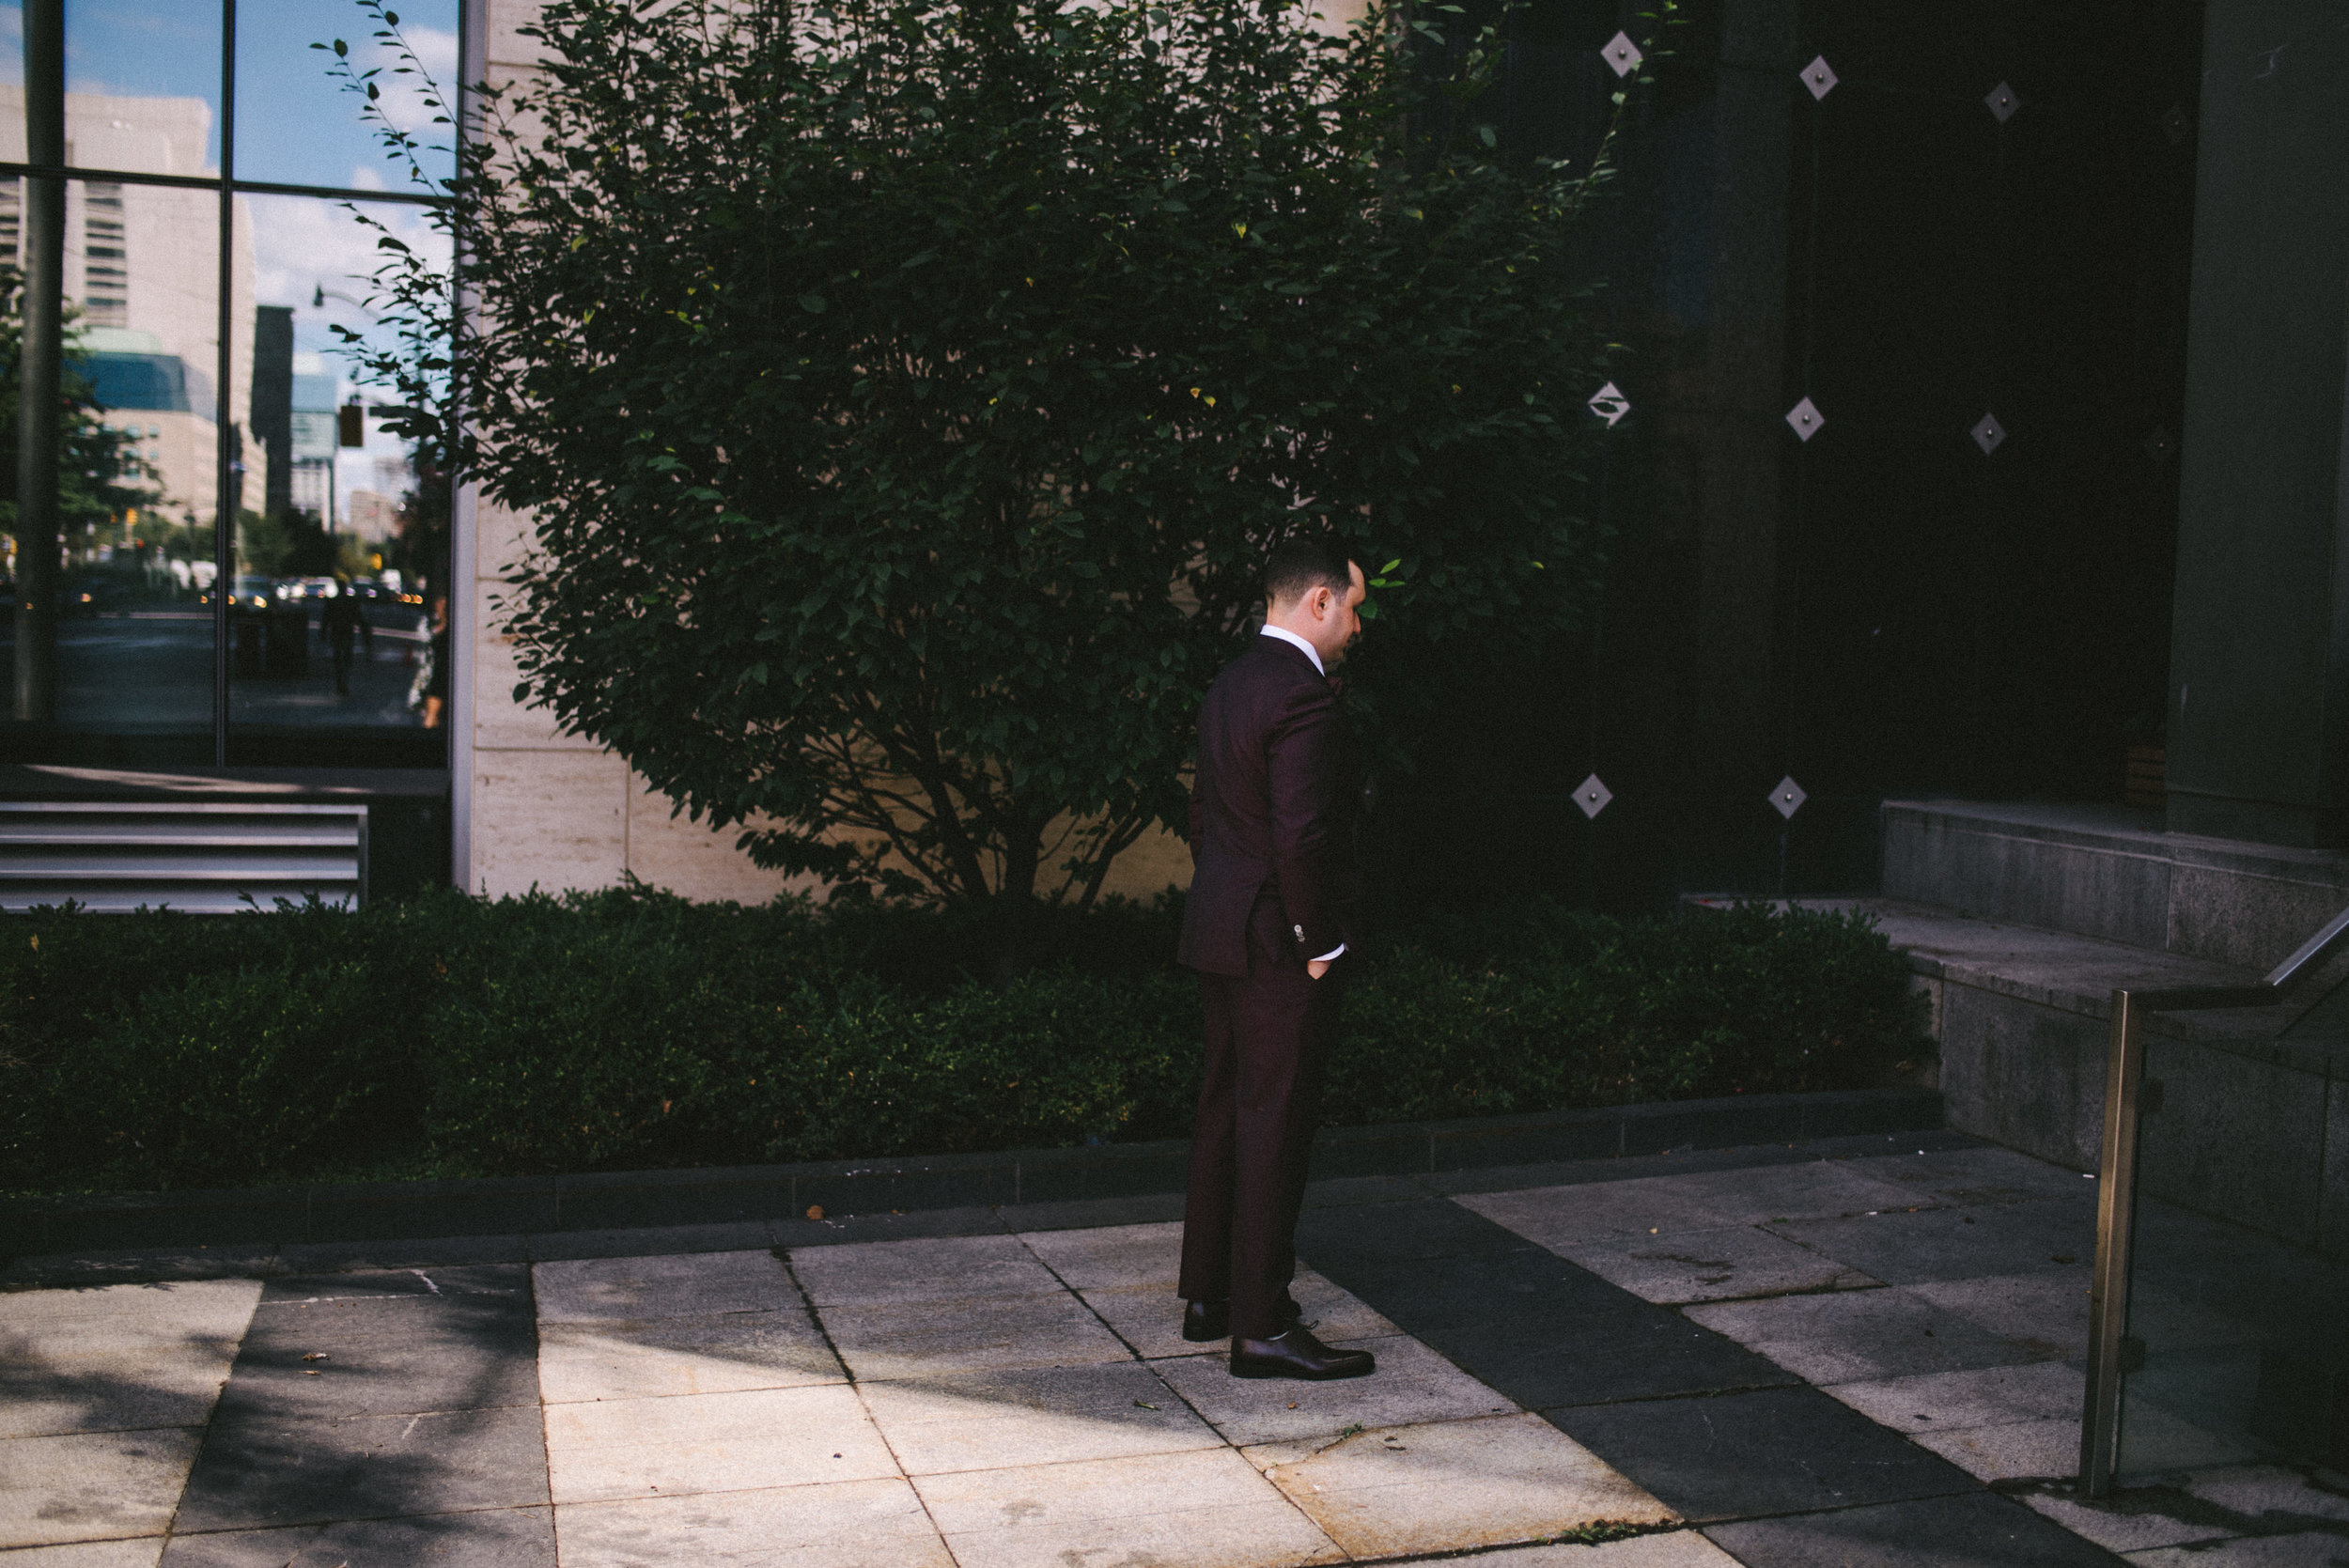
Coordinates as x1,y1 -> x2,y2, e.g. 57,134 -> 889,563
1378,0 -> 2203,917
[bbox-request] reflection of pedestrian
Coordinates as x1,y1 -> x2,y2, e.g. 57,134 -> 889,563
319,580 -> 374,696
421,595 -> 451,729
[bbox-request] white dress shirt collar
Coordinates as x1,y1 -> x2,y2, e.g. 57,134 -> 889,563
1259,623 -> 1325,675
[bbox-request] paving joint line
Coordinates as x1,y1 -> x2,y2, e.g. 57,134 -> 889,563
767,1242 -> 968,1562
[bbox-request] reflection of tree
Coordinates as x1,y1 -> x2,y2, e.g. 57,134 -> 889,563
239,507 -> 343,579
386,445 -> 449,599
0,264 -> 151,563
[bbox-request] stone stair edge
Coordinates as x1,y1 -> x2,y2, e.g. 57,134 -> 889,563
1881,798 -> 2349,879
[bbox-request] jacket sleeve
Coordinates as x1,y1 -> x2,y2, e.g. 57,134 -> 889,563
1265,677 -> 1349,959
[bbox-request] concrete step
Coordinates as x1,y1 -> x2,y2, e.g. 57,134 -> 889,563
1881,799 -> 2349,970
1694,895 -> 2349,1260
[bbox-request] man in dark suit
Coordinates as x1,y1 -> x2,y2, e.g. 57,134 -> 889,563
1175,536 -> 1376,1381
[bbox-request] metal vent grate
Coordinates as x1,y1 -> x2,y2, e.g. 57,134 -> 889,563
0,802 -> 366,913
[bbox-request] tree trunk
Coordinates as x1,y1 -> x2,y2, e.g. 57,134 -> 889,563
986,823 -> 1044,984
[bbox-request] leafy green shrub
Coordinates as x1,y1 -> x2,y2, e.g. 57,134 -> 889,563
39,959 -> 421,1190
0,891 -> 1927,1193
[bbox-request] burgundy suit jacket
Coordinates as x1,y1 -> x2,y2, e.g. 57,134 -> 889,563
1176,634 -> 1364,978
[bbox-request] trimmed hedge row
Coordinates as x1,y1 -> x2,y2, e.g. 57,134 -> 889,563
0,889 -> 1931,1194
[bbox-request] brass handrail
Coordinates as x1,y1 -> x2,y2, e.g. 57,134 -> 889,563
2077,901 -> 2349,1497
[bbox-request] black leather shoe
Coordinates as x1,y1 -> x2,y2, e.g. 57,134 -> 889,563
1182,1296 -> 1303,1343
1230,1325 -> 1376,1381
1183,1298 -> 1230,1342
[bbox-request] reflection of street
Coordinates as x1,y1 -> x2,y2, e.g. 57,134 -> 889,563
234,601 -> 428,727
1,604 -> 428,731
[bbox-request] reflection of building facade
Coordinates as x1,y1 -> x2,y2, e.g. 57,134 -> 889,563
0,85 -> 265,526
286,360 -> 338,523
346,489 -> 399,541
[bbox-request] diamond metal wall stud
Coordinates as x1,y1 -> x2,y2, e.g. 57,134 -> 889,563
1784,396 -> 1824,442
1769,777 -> 1807,820
1588,380 -> 1631,428
1971,413 -> 2006,455
1575,774 -> 1613,820
1985,81 -> 2021,123
2143,427 -> 2174,465
2160,103 -> 2192,145
1604,31 -> 1642,77
1801,55 -> 1838,101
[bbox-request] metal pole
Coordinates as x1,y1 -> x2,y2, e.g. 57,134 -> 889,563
213,0 -> 239,764
2080,986 -> 2148,1496
11,0 -> 63,723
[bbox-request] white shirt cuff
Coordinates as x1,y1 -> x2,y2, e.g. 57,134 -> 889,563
1311,942 -> 1346,963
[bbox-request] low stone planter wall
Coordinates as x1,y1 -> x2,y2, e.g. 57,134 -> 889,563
0,1086 -> 1941,1261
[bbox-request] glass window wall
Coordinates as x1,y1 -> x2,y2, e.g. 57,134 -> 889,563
1,0 -> 459,768
230,192 -> 447,745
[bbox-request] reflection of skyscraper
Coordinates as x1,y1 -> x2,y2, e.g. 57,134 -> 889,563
288,356 -> 338,524
0,85 -> 265,525
252,303 -> 293,520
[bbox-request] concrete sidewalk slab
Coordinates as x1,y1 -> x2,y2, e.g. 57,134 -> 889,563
1558,1222 -> 1882,1305
1911,1415 -> 2083,1482
542,1382 -> 894,1502
857,1361 -> 1221,1474
0,1281 -> 259,1440
1017,1219 -> 1181,1290
216,1293 -> 539,1421
169,1404 -> 550,1531
1476,1538 -> 1747,1567
1548,1386 -> 1977,1522
1455,1159 -> 1926,1251
791,1234 -> 1055,1306
1842,1146 -> 2101,1206
1910,1270 -> 2092,1352
1248,1412 -> 1674,1558
820,1284 -> 1128,1379
1824,1360 -> 2088,1433
2124,1536 -> 2349,1566
537,1310 -> 844,1402
914,1447 -> 1341,1568
156,1504 -> 555,1567
14,1542 -> 166,1567
552,1477 -> 948,1568
1687,1283 -> 2061,1385
0,1430 -> 202,1547
1765,1197 -> 2097,1286
1704,1490 -> 2127,1565
533,1249 -> 799,1322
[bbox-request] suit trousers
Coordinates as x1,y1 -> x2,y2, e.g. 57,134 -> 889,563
1177,919 -> 1346,1340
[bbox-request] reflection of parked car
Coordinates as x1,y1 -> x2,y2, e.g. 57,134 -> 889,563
277,576 -> 340,606
61,575 -> 132,616
199,574 -> 275,613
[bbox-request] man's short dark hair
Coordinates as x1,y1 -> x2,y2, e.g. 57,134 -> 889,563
1262,536 -> 1358,605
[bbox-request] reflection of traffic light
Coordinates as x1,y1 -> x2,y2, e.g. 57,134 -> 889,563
338,403 -> 365,447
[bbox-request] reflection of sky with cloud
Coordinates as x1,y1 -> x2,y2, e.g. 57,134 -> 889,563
0,1 -> 459,510
4,1 -> 457,190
